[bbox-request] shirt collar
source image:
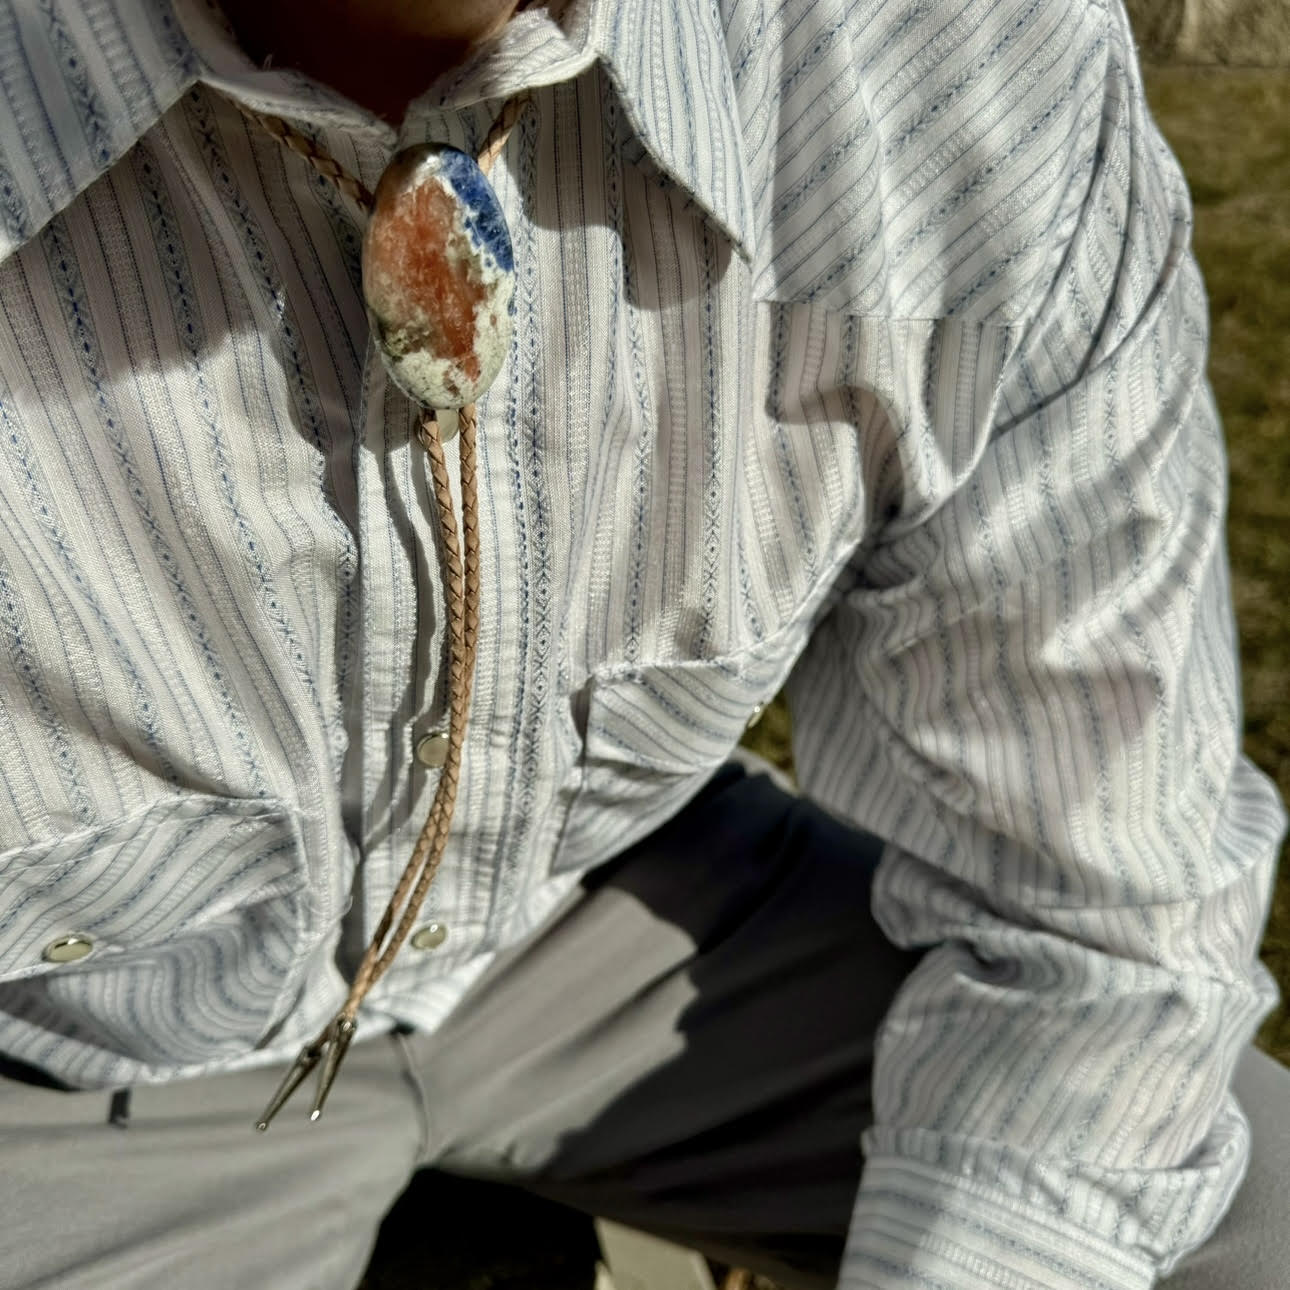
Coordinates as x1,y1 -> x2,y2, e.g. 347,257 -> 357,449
0,0 -> 197,261
430,0 -> 755,256
0,0 -> 754,263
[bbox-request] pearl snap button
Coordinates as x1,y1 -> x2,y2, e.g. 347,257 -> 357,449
410,923 -> 448,951
43,934 -> 94,964
414,731 -> 450,768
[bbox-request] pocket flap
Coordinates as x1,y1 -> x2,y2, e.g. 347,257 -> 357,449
0,794 -> 314,1083
554,643 -> 800,875
0,795 -> 303,982
584,657 -> 784,777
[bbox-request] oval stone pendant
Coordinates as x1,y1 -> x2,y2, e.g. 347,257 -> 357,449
362,145 -> 515,409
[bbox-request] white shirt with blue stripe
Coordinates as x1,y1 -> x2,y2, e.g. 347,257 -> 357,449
0,1 -> 1283,1286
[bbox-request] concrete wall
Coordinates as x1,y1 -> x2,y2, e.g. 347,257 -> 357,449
1123,0 -> 1290,64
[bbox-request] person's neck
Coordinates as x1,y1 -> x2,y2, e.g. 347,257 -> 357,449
218,0 -> 524,123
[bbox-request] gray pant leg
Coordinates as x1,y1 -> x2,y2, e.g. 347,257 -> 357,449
0,1033 -> 423,1290
406,765 -> 918,1288
1161,1046 -> 1290,1290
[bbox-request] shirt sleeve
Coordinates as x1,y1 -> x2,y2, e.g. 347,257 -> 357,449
786,5 -> 1287,1287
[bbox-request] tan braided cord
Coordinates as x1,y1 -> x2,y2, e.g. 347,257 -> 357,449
241,96 -> 524,1110
343,402 -> 478,1007
233,93 -> 529,221
233,101 -> 376,212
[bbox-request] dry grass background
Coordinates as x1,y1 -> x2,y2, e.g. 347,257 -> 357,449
1140,68 -> 1290,1062
361,64 -> 1290,1289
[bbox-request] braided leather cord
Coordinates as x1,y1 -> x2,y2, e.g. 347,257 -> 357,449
234,101 -> 376,210
240,97 -> 522,1027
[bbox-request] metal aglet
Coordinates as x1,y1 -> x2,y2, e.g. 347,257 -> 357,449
309,1016 -> 358,1123
255,1038 -> 326,1132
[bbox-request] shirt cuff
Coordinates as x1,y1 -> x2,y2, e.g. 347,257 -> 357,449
842,1154 -> 1158,1290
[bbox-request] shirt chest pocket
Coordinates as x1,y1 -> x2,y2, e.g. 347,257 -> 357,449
0,794 -> 314,1086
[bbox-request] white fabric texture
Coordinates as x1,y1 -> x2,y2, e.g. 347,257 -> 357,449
0,0 -> 1282,1286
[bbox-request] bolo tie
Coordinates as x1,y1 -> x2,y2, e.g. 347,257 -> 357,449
236,94 -> 529,1131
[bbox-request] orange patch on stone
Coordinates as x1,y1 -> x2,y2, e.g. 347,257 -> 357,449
367,179 -> 485,385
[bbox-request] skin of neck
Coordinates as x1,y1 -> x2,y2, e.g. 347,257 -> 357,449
218,0 -> 526,121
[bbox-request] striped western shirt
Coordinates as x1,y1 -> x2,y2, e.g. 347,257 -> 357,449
0,0 -> 1283,1286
